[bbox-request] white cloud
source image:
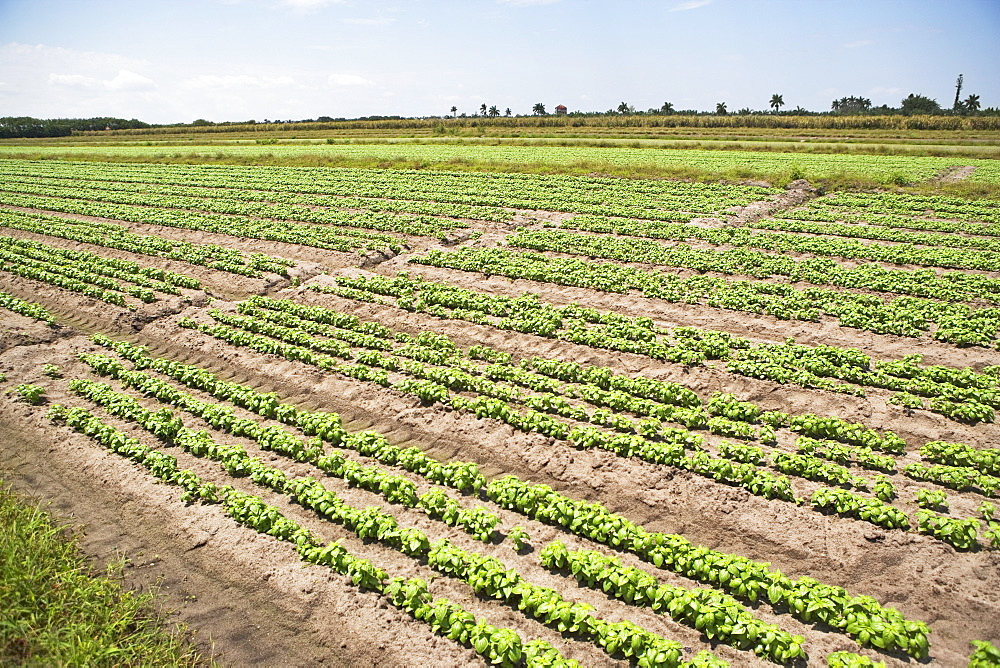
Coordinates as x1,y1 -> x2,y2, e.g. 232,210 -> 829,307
49,69 -> 154,91
868,86 -> 901,97
106,69 -> 155,90
278,0 -> 343,9
49,73 -> 100,89
843,39 -> 874,49
497,0 -> 561,6
342,17 -> 394,25
668,0 -> 713,11
328,73 -> 374,87
182,74 -> 296,89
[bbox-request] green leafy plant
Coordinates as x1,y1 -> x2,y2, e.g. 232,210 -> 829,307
826,650 -> 886,667
914,488 -> 948,510
507,526 -> 530,551
915,510 -> 978,550
14,383 -> 46,405
968,640 -> 1000,668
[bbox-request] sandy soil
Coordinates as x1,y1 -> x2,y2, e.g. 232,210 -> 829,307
1,176 -> 999,667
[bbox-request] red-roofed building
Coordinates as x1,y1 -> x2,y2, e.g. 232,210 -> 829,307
554,105 -> 567,115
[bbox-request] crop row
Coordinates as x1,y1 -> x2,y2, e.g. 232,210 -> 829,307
230,297 -> 1000,503
329,273 -> 1000,423
43,400 -> 581,668
803,191 -> 1000,224
781,206 -> 1000,237
174,299 -> 999,548
0,234 -> 200,307
215,296 -> 914,455
411,246 -> 1000,349
0,207 -> 292,277
84,334 -> 934,659
0,191 -> 406,254
0,289 -> 55,323
544,220 -> 1000,275
750,217 -> 1000,252
517,225 -> 1000,307
61,364 -> 746,665
0,158 -> 778,221
0,171 -> 513,223
69,371 -> 502,539
0,177 -> 462,237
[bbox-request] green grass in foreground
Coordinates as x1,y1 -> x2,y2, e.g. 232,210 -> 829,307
0,479 -> 208,667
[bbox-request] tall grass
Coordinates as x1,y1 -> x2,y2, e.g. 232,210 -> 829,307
0,479 -> 210,666
78,114 -> 1000,136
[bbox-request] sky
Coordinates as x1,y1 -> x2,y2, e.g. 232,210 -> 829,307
0,0 -> 998,124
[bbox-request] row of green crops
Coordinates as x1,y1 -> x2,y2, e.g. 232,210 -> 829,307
551,215 -> 1000,277
0,235 -> 199,307
0,208 -> 292,277
166,296 -> 997,549
0,158 -> 780,220
0,289 -> 55,323
70,333 -> 939,661
410,246 -> 1000,349
0,170 -> 513,223
513,226 -> 1000,301
0,176 -> 463,238
0,191 -> 406,254
42,400 -> 581,668
326,273 -> 1000,422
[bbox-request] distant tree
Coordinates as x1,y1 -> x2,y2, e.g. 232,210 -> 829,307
450,106 -> 457,117
715,102 -> 727,115
831,96 -> 872,114
488,105 -> 500,117
504,107 -> 512,117
617,101 -> 631,114
532,103 -> 547,116
953,74 -> 964,111
660,101 -> 675,114
900,93 -> 941,115
769,94 -> 784,112
964,93 -> 981,113
479,103 -> 487,117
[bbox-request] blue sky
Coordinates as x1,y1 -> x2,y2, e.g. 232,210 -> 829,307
1,0 -> 997,124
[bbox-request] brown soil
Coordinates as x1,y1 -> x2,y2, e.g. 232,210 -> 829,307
1,175 -> 999,667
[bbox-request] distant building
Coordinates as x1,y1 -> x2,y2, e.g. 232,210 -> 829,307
554,105 -> 567,115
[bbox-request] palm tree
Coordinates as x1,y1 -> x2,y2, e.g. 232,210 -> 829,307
715,102 -> 727,115
488,105 -> 500,117
504,108 -> 512,117
964,94 -> 981,113
480,103 -> 487,117
660,101 -> 675,114
450,106 -> 457,117
617,101 -> 631,115
769,94 -> 784,112
532,103 -> 546,116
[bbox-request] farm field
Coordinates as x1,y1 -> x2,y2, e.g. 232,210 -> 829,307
5,142 -> 1000,189
1,153 -> 999,667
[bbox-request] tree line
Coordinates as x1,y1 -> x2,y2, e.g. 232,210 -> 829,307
0,117 -> 151,139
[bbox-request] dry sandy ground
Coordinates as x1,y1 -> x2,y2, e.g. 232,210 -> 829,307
1,186 -> 999,667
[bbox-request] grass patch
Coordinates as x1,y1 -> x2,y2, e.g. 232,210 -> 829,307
0,478 -> 209,666
0,149 -> 900,190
